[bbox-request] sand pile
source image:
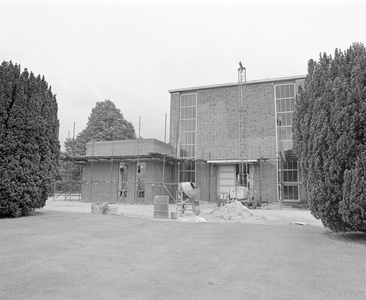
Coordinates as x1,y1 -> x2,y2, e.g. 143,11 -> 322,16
209,200 -> 266,222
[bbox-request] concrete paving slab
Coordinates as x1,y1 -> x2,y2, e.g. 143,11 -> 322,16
43,198 -> 323,227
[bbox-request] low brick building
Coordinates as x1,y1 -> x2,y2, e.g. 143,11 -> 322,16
77,139 -> 177,204
169,75 -> 307,204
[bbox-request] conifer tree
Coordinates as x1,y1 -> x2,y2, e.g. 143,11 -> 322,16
293,43 -> 366,232
0,61 -> 60,217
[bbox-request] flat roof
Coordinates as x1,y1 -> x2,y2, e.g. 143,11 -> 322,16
61,152 -> 207,164
169,75 -> 306,93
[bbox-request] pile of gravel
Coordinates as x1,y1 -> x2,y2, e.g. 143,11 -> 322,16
209,200 -> 266,222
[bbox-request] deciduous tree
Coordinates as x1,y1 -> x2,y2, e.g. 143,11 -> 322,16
67,99 -> 136,156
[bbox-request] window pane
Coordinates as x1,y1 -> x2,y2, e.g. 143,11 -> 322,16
288,171 -> 293,182
293,171 -> 298,182
190,94 -> 195,106
187,145 -> 193,157
276,99 -> 280,112
279,113 -> 285,126
290,98 -> 295,111
289,186 -> 294,199
280,85 -> 285,98
289,85 -> 295,97
277,113 -> 282,126
282,127 -> 287,140
180,131 -> 187,143
186,107 -> 190,118
191,120 -> 196,131
181,96 -> 188,107
285,85 -> 290,98
186,107 -> 191,118
191,107 -> 196,118
288,127 -> 293,140
188,132 -> 195,144
281,99 -> 286,112
286,113 -> 291,126
185,107 -> 188,119
294,186 -> 299,199
286,98 -> 291,111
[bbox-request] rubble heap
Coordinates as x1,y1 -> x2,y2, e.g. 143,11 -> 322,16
209,200 -> 265,222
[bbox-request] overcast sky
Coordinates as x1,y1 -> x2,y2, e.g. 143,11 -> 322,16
1,0 -> 365,150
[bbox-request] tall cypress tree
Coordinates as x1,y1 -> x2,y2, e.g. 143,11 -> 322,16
293,43 -> 366,232
0,61 -> 60,217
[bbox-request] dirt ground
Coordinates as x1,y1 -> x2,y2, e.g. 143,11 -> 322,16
43,198 -> 324,227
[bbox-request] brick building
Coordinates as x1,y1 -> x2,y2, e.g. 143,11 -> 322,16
77,139 -> 177,204
169,75 -> 306,204
73,75 -> 306,205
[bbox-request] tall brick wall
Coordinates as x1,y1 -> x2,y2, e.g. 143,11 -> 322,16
169,77 -> 306,204
195,83 -> 276,160
169,92 -> 180,150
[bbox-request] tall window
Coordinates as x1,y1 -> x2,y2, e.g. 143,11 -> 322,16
180,94 -> 197,182
281,160 -> 299,200
275,84 -> 300,201
275,84 -> 295,151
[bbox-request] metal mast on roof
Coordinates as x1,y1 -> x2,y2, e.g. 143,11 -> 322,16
238,62 -> 247,188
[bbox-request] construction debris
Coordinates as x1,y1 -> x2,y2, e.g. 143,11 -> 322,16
91,203 -> 118,215
195,216 -> 207,223
209,200 -> 266,222
293,222 -> 308,226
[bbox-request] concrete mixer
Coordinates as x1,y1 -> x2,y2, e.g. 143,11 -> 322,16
176,182 -> 200,216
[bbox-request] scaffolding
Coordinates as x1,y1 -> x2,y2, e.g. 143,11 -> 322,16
238,61 -> 247,184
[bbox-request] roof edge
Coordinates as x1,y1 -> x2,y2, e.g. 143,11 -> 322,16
169,75 -> 306,93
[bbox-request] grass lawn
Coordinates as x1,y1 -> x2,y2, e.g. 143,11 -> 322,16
1,210 -> 366,300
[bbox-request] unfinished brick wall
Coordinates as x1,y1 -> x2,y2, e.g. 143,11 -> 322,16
81,161 -> 120,203
195,162 -> 217,203
81,159 -> 176,204
85,139 -> 174,157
